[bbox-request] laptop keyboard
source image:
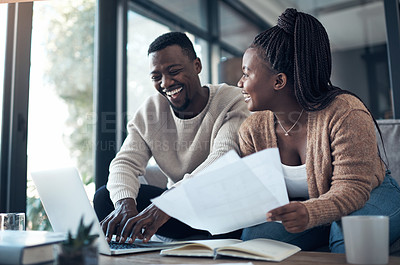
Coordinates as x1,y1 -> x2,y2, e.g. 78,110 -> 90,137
109,240 -> 172,250
109,241 -> 140,250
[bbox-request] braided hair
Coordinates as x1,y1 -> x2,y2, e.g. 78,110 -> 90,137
148,32 -> 197,61
252,8 -> 388,169
251,8 -> 350,111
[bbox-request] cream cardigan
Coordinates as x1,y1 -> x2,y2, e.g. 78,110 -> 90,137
239,94 -> 385,229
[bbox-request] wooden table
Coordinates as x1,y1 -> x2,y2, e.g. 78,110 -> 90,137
99,251 -> 400,265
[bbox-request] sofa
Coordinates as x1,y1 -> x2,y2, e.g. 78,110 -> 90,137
376,119 -> 400,185
377,119 -> 400,256
141,119 -> 400,255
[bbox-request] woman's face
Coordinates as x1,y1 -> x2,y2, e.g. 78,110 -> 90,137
237,48 -> 278,112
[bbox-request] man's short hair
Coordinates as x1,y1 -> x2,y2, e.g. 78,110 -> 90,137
148,32 -> 197,60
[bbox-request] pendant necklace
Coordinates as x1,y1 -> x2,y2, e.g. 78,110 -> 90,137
274,109 -> 304,136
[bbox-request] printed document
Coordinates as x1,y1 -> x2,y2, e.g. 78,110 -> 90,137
151,148 -> 288,235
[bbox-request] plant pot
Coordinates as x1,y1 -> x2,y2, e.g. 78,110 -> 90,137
57,245 -> 98,265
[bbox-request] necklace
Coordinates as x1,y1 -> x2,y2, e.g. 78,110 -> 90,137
274,109 -> 304,136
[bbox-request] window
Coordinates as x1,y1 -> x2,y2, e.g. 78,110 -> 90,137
27,0 -> 95,230
241,0 -> 393,118
126,10 -> 210,118
324,0 -> 391,118
126,10 -> 169,119
148,0 -> 207,31
219,1 -> 261,52
1,0 -> 396,228
126,0 -> 267,109
192,37 -> 209,85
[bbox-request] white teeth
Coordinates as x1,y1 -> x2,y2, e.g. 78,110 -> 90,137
242,94 -> 251,102
164,87 -> 183,96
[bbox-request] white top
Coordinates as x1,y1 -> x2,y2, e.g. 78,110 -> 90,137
281,163 -> 309,199
107,83 -> 250,204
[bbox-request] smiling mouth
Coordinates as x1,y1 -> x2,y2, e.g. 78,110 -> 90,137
241,91 -> 251,103
163,87 -> 183,98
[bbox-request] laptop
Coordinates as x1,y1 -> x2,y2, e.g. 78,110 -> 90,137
30,167 -> 181,255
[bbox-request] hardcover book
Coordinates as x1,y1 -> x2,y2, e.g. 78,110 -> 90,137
0,230 -> 66,265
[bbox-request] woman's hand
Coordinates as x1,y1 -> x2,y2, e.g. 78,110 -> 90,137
267,202 -> 309,233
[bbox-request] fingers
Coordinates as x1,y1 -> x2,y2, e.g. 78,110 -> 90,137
140,208 -> 170,242
99,199 -> 139,243
268,202 -> 305,220
100,213 -> 120,242
130,214 -> 166,243
131,217 -> 153,242
267,202 -> 309,233
114,214 -> 132,242
142,224 -> 158,243
274,211 -> 298,223
268,203 -> 299,218
100,213 -> 115,234
119,206 -> 154,243
267,205 -> 295,221
120,205 -> 171,244
119,215 -> 142,243
281,215 -> 307,233
121,207 -> 156,243
105,215 -> 122,242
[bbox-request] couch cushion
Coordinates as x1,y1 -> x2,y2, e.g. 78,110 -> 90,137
376,119 -> 400,256
376,119 -> 400,185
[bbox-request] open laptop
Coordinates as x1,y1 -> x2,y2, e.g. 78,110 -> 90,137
30,167 -> 180,255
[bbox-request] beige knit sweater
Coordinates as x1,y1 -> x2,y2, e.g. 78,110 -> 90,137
107,83 -> 250,205
239,94 -> 385,229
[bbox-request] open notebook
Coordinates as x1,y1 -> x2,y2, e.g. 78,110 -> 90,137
30,167 -> 180,255
161,238 -> 301,262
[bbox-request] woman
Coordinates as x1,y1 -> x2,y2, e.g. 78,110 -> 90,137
237,8 -> 400,252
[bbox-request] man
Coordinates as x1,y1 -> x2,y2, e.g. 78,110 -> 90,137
94,32 -> 249,243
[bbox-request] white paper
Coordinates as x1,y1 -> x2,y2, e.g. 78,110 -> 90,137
151,148 -> 289,235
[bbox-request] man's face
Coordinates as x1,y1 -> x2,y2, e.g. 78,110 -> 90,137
149,45 -> 202,112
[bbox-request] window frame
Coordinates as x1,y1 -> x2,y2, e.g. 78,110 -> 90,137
383,0 -> 400,118
1,0 -> 400,214
0,2 -> 33,213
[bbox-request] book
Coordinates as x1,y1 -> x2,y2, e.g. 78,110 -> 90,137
0,230 -> 66,265
160,238 -> 301,262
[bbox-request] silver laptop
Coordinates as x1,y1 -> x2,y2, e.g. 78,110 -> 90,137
30,167 -> 178,255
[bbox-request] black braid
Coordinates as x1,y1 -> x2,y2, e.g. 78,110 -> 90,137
148,32 -> 197,60
251,8 -> 389,170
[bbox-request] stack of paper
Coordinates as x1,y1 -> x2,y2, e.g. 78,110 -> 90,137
152,148 -> 288,235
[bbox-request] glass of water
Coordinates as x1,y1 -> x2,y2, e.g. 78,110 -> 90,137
0,212 -> 25,230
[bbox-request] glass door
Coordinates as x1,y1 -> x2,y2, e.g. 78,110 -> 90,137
27,0 -> 96,230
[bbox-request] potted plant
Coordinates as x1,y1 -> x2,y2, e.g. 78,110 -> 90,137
58,216 -> 99,265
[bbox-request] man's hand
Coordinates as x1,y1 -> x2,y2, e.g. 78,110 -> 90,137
120,203 -> 170,243
100,198 -> 138,242
267,202 -> 309,233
